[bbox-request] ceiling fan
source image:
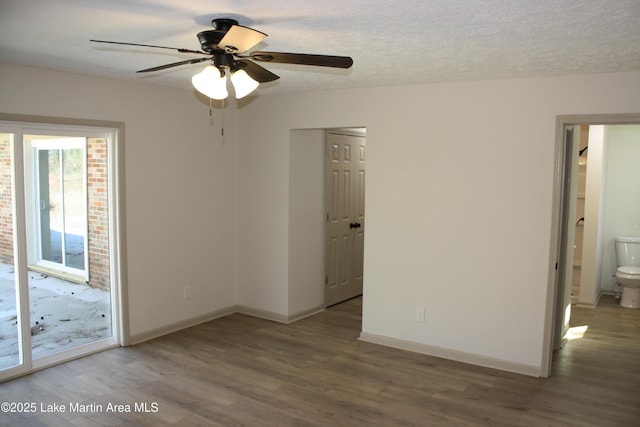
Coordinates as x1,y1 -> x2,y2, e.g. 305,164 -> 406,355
91,18 -> 353,99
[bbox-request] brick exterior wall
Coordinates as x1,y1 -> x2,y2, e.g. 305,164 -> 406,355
0,138 -> 13,265
87,138 -> 110,290
0,137 -> 110,290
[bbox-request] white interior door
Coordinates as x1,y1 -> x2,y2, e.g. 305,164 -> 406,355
325,131 -> 365,306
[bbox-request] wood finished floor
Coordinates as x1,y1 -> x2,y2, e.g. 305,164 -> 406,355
1,295 -> 639,426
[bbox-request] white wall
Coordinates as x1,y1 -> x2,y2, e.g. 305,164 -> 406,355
0,63 -> 239,340
236,71 -> 640,375
288,129 -> 325,318
601,125 -> 640,290
579,125 -> 605,305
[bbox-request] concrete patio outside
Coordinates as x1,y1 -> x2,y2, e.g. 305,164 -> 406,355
0,262 -> 111,370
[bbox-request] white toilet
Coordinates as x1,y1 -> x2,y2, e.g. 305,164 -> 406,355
615,236 -> 640,308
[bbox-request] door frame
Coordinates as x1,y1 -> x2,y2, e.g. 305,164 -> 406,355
0,114 -> 129,381
542,113 -> 640,377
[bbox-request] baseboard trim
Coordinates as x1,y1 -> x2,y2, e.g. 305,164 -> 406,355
287,305 -> 325,323
576,290 -> 604,308
235,305 -> 289,323
235,304 -> 325,324
129,306 -> 236,345
130,303 -> 325,345
359,332 -> 542,377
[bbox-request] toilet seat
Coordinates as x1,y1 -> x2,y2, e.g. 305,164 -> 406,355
616,266 -> 640,279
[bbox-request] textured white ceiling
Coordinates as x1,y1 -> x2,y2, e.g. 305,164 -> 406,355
1,0 -> 639,95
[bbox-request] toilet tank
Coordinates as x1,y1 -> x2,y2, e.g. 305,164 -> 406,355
615,236 -> 640,267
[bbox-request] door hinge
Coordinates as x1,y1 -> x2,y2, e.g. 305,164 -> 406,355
326,212 -> 329,222
555,262 -> 558,270
325,275 -> 328,285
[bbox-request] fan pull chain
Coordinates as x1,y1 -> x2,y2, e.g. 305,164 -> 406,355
209,97 -> 215,129
221,99 -> 224,136
206,97 -> 224,139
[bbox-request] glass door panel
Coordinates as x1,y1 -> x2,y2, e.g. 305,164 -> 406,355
29,137 -> 87,277
0,132 -> 28,375
0,261 -> 21,371
38,148 -> 61,264
26,136 -> 112,360
62,148 -> 85,270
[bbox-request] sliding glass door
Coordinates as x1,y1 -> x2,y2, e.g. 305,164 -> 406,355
30,138 -> 88,275
0,123 -> 121,380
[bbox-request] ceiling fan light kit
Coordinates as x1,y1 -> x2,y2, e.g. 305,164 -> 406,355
191,65 -> 228,100
230,69 -> 260,98
91,17 -> 353,101
191,65 -> 258,100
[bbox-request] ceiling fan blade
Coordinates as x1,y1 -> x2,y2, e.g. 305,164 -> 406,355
235,60 -> 279,83
250,51 -> 353,69
90,39 -> 205,55
136,57 -> 211,73
218,25 -> 267,54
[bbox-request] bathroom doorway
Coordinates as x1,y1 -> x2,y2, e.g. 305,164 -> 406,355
544,114 -> 640,377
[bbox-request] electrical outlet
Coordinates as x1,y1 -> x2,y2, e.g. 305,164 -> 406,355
416,307 -> 425,322
184,285 -> 191,299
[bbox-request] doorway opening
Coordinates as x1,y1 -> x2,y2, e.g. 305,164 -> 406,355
544,114 -> 640,377
0,119 -> 125,381
288,127 -> 366,321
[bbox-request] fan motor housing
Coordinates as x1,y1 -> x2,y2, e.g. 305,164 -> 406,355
196,31 -> 222,52
211,18 -> 238,31
197,18 -> 239,53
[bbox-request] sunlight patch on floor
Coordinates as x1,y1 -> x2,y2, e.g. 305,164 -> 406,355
564,325 -> 589,340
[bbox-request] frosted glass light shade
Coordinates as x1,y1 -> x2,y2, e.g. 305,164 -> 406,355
192,66 -> 228,100
230,69 -> 259,98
